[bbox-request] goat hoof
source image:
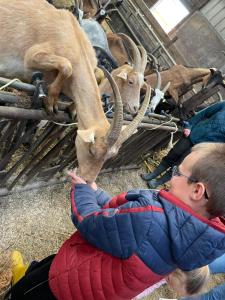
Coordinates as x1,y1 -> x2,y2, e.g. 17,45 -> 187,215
66,106 -> 76,121
45,106 -> 54,115
53,104 -> 58,114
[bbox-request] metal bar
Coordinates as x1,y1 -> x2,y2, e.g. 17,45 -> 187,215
0,92 -> 18,104
0,77 -> 35,93
0,106 -> 72,122
23,130 -> 75,185
121,120 -> 178,131
0,92 -> 71,111
107,8 -> 143,45
0,120 -> 17,159
127,0 -> 176,65
8,126 -> 66,190
122,113 -> 180,123
0,123 -> 56,187
0,121 -> 28,170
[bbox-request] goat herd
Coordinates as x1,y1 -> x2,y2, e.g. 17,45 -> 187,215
0,0 -> 217,183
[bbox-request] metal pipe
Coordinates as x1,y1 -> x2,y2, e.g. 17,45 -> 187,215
0,91 -> 72,111
0,106 -> 72,122
146,113 -> 179,122
121,120 -> 178,131
107,8 -> 142,45
0,77 -> 35,93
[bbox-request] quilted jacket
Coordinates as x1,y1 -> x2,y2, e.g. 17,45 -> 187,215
184,101 -> 225,144
49,184 -> 225,300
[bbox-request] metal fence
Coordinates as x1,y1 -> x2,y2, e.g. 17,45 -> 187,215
0,78 -> 179,196
106,0 -> 176,68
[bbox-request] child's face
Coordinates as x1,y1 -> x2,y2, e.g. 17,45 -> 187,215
166,271 -> 188,296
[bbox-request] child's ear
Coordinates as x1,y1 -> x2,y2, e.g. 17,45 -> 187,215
192,182 -> 206,201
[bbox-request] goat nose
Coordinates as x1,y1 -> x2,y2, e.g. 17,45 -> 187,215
131,106 -> 139,116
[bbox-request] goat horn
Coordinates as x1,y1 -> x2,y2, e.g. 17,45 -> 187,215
114,84 -> 151,147
154,69 -> 162,90
74,0 -> 83,10
99,66 -> 124,146
118,33 -> 141,72
138,46 -> 148,74
148,53 -> 159,70
162,81 -> 171,93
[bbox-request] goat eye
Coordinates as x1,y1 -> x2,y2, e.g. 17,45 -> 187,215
128,80 -> 134,85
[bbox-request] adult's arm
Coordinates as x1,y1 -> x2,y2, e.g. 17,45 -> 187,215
187,101 -> 225,129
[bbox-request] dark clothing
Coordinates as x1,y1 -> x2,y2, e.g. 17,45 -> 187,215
185,101 -> 225,144
158,101 -> 225,174
6,255 -> 56,300
162,135 -> 193,167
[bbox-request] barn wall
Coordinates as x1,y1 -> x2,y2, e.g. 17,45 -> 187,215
171,11 -> 225,70
108,0 -> 225,71
201,0 -> 225,42
169,0 -> 225,72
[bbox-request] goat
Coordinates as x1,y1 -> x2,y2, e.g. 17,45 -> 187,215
0,0 -> 151,183
80,0 -> 110,19
107,32 -> 131,66
142,65 -> 212,106
100,34 -> 147,115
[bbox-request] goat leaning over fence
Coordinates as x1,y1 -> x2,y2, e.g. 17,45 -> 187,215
100,34 -> 147,116
0,0 -> 151,183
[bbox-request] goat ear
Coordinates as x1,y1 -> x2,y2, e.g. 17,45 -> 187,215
77,129 -> 95,143
116,70 -> 128,80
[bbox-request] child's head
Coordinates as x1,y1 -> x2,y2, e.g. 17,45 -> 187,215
170,143 -> 225,218
166,266 -> 209,297
190,143 -> 225,217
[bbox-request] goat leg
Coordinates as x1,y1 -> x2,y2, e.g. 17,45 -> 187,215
25,44 -> 72,114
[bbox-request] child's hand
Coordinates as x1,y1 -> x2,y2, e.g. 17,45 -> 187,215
183,128 -> 191,137
89,182 -> 98,191
67,169 -> 86,185
66,169 -> 98,191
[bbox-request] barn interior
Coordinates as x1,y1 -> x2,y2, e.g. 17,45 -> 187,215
0,0 -> 225,299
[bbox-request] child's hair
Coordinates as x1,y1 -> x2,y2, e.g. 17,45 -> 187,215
191,143 -> 225,217
174,265 -> 209,295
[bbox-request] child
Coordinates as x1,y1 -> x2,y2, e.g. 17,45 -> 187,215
134,266 -> 209,299
136,267 -> 209,299
7,143 -> 225,300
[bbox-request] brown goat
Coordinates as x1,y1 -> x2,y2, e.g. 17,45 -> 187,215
143,65 -> 212,104
0,0 -> 151,183
107,32 -> 132,66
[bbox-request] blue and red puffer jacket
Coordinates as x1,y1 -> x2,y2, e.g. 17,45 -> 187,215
49,184 -> 225,300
